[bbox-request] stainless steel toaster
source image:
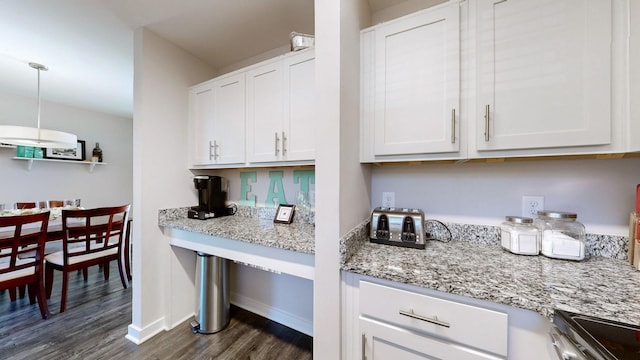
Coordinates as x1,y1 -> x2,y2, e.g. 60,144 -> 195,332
370,207 -> 426,249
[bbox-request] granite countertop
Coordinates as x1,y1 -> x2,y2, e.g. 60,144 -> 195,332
159,207 -> 640,326
342,238 -> 640,326
158,206 -> 315,255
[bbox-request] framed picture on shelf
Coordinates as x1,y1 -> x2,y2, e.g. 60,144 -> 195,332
274,204 -> 295,224
45,140 -> 86,161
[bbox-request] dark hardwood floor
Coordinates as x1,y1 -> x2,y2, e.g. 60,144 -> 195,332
0,263 -> 313,359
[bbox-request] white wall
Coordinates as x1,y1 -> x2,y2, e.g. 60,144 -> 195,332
130,27 -> 216,343
631,1 -> 640,151
371,157 -> 640,235
216,45 -> 291,77
314,0 -> 372,358
131,28 -> 315,343
0,91 -> 132,208
371,0 -> 447,24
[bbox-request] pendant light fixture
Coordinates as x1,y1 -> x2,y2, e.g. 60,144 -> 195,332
0,62 -> 77,149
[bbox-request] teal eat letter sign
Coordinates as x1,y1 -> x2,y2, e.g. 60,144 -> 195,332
293,169 -> 315,193
266,171 -> 287,207
239,171 -> 257,206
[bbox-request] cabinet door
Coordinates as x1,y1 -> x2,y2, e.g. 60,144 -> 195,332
360,281 -> 508,357
212,73 -> 246,164
283,50 -> 315,161
189,82 -> 215,166
476,0 -> 612,151
374,3 -> 460,156
361,318 -> 503,360
247,60 -> 284,163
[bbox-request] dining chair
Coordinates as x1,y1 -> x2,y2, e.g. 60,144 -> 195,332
45,204 -> 130,313
48,200 -> 64,208
15,202 -> 36,210
0,212 -> 50,319
124,218 -> 132,281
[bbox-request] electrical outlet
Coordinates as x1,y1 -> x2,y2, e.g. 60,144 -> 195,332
382,192 -> 395,208
522,196 -> 544,217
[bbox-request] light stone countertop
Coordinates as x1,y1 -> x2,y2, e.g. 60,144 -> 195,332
342,238 -> 640,326
159,207 -> 640,326
158,206 -> 315,255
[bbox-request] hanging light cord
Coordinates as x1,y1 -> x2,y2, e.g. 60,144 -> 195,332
29,62 -> 48,142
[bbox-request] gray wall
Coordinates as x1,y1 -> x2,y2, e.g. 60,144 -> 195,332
0,91 -> 132,209
371,157 -> 640,235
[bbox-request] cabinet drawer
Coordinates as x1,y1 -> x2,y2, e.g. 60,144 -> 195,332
360,281 -> 508,357
362,318 -> 503,360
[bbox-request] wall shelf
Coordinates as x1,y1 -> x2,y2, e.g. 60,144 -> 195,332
12,157 -> 107,172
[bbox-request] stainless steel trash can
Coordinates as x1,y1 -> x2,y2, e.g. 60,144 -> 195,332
190,252 -> 230,334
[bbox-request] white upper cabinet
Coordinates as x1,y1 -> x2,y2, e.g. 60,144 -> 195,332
211,73 -> 246,164
189,74 -> 245,167
283,50 -> 316,161
189,82 -> 215,166
247,49 -> 315,164
361,0 -> 632,162
475,0 -> 612,152
246,59 -> 284,163
362,1 -> 461,161
189,48 -> 315,168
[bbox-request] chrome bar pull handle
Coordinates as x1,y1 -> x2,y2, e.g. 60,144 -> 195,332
209,140 -> 219,160
399,309 -> 451,328
282,131 -> 287,156
451,108 -> 456,144
275,132 -> 280,156
361,333 -> 366,360
484,104 -> 490,142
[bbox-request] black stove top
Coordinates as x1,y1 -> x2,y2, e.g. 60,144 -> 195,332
553,309 -> 640,360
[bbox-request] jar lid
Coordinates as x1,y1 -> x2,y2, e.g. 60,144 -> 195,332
536,210 -> 577,219
505,216 -> 534,224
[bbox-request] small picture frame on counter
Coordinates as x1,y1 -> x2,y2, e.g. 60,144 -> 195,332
274,204 -> 295,224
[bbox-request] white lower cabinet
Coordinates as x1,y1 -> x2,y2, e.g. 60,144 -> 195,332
343,272 -> 553,360
359,281 -> 507,359
361,318 -> 503,360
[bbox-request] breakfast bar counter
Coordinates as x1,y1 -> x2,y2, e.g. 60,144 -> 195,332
158,206 -> 315,280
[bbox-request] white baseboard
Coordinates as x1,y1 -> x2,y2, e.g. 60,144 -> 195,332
126,317 -> 166,345
231,291 -> 313,336
170,312 -> 196,330
125,294 -> 314,345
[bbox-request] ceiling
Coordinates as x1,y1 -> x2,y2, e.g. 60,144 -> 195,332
0,0 -> 402,119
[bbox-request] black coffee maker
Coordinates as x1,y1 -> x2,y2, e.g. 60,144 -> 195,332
188,176 -> 229,220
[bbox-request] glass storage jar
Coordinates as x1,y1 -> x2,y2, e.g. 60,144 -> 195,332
500,216 -> 539,255
535,210 -> 586,261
